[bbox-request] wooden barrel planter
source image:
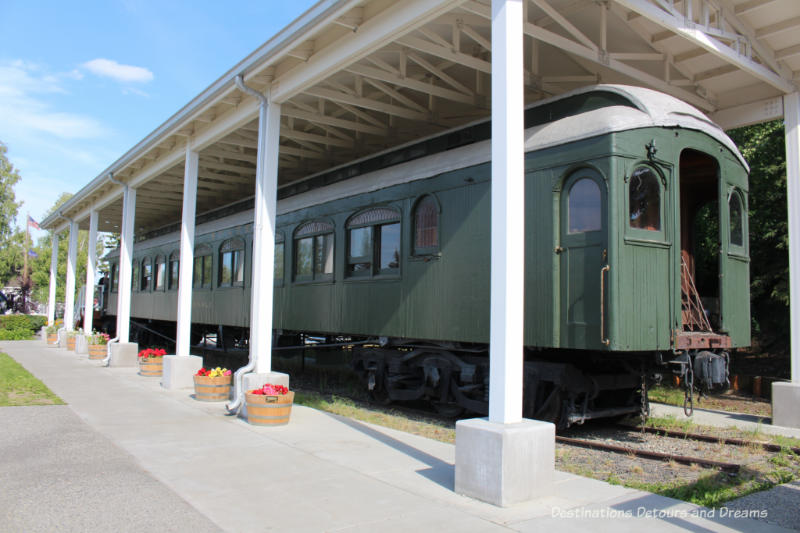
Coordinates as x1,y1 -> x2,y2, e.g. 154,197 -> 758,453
88,344 -> 106,360
194,375 -> 232,402
245,391 -> 295,426
47,334 -> 58,345
139,357 -> 164,377
66,336 -> 76,350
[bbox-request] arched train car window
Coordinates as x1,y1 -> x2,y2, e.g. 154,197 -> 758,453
347,207 -> 401,277
111,263 -> 119,293
141,257 -> 152,291
193,244 -> 212,289
219,238 -> 245,287
413,195 -> 439,255
568,178 -> 601,233
131,260 -> 139,292
729,189 -> 745,248
629,166 -> 661,231
168,251 -> 179,290
154,255 -> 165,291
275,232 -> 284,285
294,221 -> 334,282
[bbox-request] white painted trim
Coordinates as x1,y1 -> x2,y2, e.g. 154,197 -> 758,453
117,188 -> 136,343
710,96 -> 784,130
47,234 -> 59,326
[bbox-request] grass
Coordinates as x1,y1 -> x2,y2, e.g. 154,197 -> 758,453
0,352 -> 64,406
293,389 -> 455,443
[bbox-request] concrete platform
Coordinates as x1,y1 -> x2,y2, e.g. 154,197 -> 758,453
650,402 -> 800,439
1,340 -> 794,533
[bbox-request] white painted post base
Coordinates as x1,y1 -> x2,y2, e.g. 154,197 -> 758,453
772,382 -> 800,428
238,372 -> 290,421
161,355 -> 203,390
108,342 -> 139,367
455,418 -> 555,507
75,335 -> 89,355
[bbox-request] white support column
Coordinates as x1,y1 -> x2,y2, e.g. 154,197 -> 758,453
47,233 -> 59,326
489,0 -> 525,425
83,210 -> 98,334
774,92 -> 800,428
176,148 -> 198,357
250,96 -> 282,375
63,220 -> 79,331
117,187 -> 136,344
162,148 -> 202,388
455,0 -> 554,507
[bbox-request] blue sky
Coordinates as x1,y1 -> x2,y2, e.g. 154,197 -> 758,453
0,0 -> 318,236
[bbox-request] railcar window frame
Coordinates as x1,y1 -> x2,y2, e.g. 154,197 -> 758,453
193,244 -> 213,290
567,177 -> 603,234
412,194 -> 440,257
111,263 -> 119,293
141,257 -> 152,292
293,221 -> 334,284
153,255 -> 166,292
275,232 -> 285,287
218,238 -> 245,288
168,251 -> 179,291
624,162 -> 668,244
728,187 -> 747,257
346,207 -> 402,279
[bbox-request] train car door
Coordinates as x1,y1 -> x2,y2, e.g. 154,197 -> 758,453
557,169 -> 608,349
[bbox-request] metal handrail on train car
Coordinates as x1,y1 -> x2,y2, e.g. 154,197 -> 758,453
601,265 -> 610,346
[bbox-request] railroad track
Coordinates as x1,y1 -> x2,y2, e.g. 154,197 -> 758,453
620,424 -> 800,455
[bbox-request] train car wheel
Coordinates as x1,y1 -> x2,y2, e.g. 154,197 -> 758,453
433,402 -> 463,417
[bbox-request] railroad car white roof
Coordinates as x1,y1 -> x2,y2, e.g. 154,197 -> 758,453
40,0 -> 799,235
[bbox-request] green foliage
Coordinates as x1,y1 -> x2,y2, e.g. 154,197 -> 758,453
0,142 -> 23,286
0,314 -> 47,333
0,329 -> 33,340
728,121 -> 788,353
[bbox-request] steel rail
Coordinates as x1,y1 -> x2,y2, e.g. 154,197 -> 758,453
555,435 -> 741,472
621,424 -> 800,455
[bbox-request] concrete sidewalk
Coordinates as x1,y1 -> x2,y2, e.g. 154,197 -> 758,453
650,402 -> 800,439
1,340 -> 794,532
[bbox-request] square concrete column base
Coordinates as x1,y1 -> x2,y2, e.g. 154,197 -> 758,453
75,334 -> 89,355
772,381 -> 800,428
108,342 -> 139,367
455,418 -> 555,507
161,355 -> 203,390
238,372 -> 290,421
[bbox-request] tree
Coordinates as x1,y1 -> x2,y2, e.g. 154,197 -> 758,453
0,142 -> 23,287
728,120 -> 788,354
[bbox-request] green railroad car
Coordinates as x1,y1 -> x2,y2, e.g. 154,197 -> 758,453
102,85 -> 749,426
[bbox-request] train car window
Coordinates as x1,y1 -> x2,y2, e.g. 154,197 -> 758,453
219,238 -> 245,287
568,178 -> 601,233
193,244 -> 212,289
275,233 -> 284,285
293,221 -> 334,282
154,255 -> 165,291
168,251 -> 179,290
729,189 -> 744,248
629,166 -> 661,231
413,195 -> 439,255
111,263 -> 119,293
346,207 -> 401,277
141,258 -> 152,291
131,261 -> 139,291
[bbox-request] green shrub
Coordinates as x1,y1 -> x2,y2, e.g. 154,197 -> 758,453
0,315 -> 47,334
0,329 -> 33,340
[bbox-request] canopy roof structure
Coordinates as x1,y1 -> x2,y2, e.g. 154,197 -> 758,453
40,0 -> 800,235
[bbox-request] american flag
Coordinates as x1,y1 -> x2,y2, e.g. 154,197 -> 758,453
27,215 -> 40,230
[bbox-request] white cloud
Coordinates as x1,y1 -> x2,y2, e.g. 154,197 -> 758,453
0,61 -> 108,140
83,58 -> 154,83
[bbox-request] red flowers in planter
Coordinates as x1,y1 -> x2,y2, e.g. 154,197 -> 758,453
249,384 -> 289,396
137,348 -> 167,359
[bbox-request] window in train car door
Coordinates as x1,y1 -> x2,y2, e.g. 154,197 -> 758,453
558,170 -> 608,349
